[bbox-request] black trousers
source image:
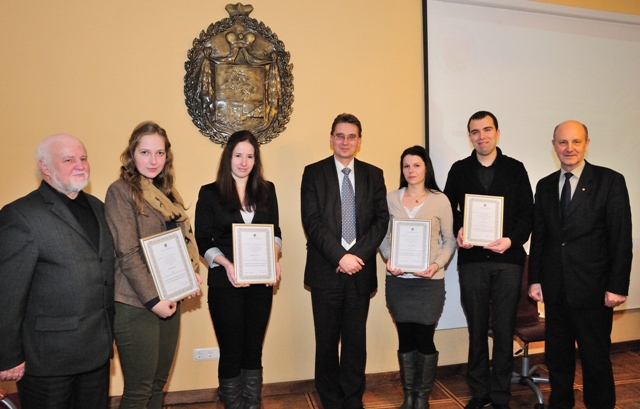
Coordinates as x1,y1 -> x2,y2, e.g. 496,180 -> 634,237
311,276 -> 371,409
459,261 -> 522,405
545,299 -> 615,409
17,360 -> 110,409
208,285 -> 273,379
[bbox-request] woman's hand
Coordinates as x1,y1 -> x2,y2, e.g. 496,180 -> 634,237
386,259 -> 404,276
225,263 -> 249,288
151,299 -> 177,318
266,261 -> 281,287
413,263 -> 439,279
186,273 -> 203,299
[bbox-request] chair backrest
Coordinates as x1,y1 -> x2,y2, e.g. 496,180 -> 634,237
515,256 -> 540,326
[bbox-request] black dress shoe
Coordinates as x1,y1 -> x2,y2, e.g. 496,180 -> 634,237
465,396 -> 491,409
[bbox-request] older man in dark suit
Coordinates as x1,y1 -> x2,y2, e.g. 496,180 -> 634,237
529,120 -> 632,409
301,113 -> 388,409
0,134 -> 115,409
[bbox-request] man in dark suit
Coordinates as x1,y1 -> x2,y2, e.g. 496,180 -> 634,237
0,134 -> 115,409
301,113 -> 389,409
529,120 -> 632,409
444,111 -> 533,409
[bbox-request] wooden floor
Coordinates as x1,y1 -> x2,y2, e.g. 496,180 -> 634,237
160,341 -> 640,409
3,342 -> 640,409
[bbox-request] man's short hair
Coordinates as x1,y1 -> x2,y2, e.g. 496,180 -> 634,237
330,113 -> 362,136
467,111 -> 499,133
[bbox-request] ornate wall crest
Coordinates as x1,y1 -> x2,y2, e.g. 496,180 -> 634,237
184,3 -> 294,146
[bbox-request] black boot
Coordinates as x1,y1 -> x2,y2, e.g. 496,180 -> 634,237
241,369 -> 263,409
414,352 -> 438,409
218,375 -> 244,409
398,351 -> 417,409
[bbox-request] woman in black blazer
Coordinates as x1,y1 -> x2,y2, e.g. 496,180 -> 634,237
195,130 -> 281,409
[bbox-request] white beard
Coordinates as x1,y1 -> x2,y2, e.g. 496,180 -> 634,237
50,171 -> 89,194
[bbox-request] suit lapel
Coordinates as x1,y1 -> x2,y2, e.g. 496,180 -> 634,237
322,157 -> 342,229
87,195 -> 107,254
353,159 -> 366,219
545,170 -> 562,224
566,161 -> 593,219
39,182 -> 98,253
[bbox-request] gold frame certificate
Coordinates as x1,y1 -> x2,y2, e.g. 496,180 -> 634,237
390,219 -> 431,272
463,194 -> 504,246
140,228 -> 199,302
232,223 -> 277,284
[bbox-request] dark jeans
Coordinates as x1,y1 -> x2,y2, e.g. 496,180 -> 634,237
459,262 -> 522,405
17,361 -> 110,409
546,300 -> 615,409
311,276 -> 371,409
208,285 -> 273,379
114,302 -> 180,409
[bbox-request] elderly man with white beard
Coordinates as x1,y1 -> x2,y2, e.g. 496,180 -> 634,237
0,134 -> 116,409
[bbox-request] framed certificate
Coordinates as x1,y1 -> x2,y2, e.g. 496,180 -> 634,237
390,218 -> 431,272
463,194 -> 504,246
140,228 -> 200,302
232,224 -> 277,284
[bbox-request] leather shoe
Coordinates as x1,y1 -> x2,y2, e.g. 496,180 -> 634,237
464,396 -> 491,409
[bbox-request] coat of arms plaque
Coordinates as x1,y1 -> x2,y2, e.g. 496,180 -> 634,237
184,3 -> 293,146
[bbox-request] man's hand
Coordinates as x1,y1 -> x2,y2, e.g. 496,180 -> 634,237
338,254 -> 364,275
605,291 -> 626,308
0,362 -> 25,382
456,228 -> 473,249
483,237 -> 512,254
528,283 -> 544,303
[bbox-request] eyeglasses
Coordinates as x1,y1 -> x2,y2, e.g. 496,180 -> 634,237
332,134 -> 359,142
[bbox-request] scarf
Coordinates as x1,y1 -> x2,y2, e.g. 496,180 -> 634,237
141,177 -> 199,274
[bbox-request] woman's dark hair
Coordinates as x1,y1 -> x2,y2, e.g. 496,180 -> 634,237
120,121 -> 179,214
216,130 -> 269,212
399,145 -> 441,193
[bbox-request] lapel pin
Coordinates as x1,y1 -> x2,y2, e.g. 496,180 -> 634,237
582,188 -> 586,191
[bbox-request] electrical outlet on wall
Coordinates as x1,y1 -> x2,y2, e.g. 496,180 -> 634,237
193,347 -> 220,361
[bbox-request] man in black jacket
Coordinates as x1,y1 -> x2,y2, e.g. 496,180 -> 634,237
444,111 -> 533,409
528,120 -> 632,409
301,113 -> 388,409
0,134 -> 115,409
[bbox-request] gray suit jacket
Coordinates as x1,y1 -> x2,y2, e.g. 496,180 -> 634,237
0,181 -> 115,376
301,156 -> 389,294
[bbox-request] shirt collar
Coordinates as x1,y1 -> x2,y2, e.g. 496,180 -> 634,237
334,156 -> 355,174
560,160 -> 585,179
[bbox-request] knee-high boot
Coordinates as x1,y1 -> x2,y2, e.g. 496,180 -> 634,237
414,352 -> 438,409
398,351 -> 417,409
241,369 -> 263,409
218,376 -> 244,409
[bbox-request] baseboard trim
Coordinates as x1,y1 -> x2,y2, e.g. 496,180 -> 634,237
108,339 -> 640,408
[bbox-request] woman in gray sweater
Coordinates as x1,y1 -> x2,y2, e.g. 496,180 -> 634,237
379,145 -> 456,409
